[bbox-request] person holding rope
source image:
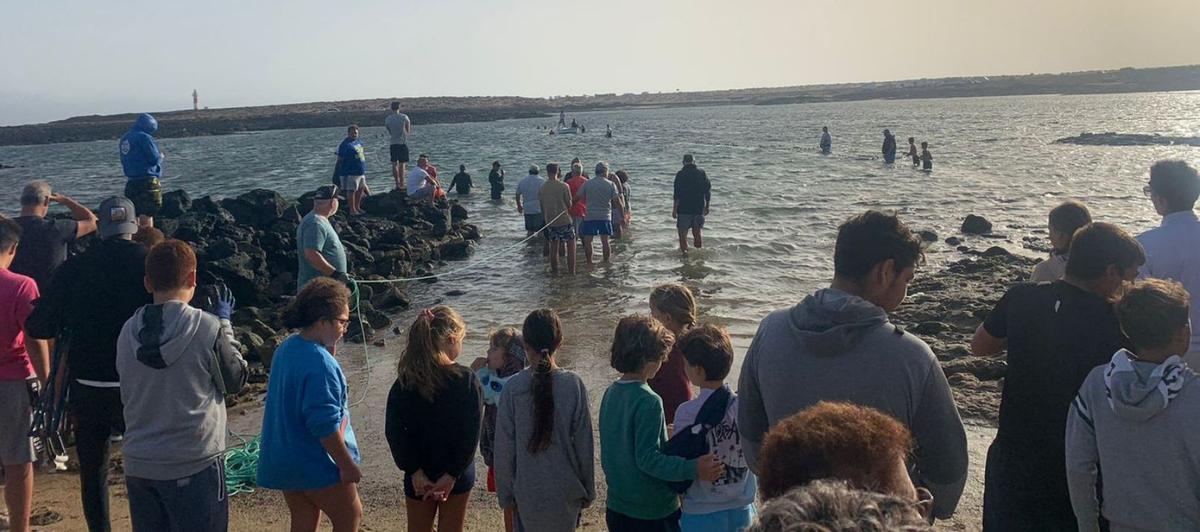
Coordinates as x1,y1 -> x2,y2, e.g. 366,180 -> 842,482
297,186 -> 349,293
258,278 -> 362,532
115,240 -> 247,532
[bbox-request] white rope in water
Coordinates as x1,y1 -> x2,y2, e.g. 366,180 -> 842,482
345,209 -> 568,408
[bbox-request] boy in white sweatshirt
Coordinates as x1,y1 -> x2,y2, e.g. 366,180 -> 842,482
1066,278 -> 1200,531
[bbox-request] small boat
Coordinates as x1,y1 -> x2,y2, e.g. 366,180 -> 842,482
551,126 -> 582,135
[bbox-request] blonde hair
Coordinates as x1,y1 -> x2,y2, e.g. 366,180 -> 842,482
649,283 -> 698,328
397,306 -> 466,401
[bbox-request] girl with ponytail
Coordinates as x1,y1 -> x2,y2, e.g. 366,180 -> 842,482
384,306 -> 482,532
495,309 -> 596,531
648,283 -> 699,425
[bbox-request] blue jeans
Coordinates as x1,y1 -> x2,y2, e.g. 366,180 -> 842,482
126,460 -> 228,532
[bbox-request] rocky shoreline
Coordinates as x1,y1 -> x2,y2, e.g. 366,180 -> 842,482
1054,132 -> 1200,147
68,188 -> 481,403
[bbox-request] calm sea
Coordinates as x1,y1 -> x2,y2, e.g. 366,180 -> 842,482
3,92 -> 1199,396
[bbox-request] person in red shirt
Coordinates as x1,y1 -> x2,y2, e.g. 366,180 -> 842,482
566,163 -> 589,235
648,283 -> 697,426
0,216 -> 50,532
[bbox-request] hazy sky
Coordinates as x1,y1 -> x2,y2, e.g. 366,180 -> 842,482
3,0 -> 1198,126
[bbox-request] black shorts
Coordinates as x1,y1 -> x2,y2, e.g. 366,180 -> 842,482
390,144 -> 410,163
403,464 -> 476,500
524,213 -> 546,233
124,178 -> 162,218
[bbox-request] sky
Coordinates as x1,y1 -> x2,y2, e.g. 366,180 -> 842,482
2,0 -> 1198,126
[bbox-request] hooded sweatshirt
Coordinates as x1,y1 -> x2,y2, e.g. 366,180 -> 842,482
737,288 -> 968,519
116,300 -> 247,480
120,113 -> 163,180
1066,349 -> 1200,532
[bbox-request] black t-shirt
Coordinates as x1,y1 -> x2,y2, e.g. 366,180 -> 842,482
25,238 -> 150,382
450,172 -> 473,194
384,364 -> 483,480
673,164 -> 711,215
984,281 -> 1126,454
10,216 -> 77,290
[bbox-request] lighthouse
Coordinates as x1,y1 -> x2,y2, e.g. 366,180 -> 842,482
193,89 -> 199,111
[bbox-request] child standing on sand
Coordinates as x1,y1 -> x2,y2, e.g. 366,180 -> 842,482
495,309 -> 596,531
600,315 -> 724,531
673,325 -> 757,532
649,284 -> 697,426
470,328 -> 527,532
1031,201 -> 1092,283
385,306 -> 483,532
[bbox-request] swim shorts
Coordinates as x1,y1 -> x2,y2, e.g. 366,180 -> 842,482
546,224 -> 575,242
524,213 -> 546,233
390,143 -> 410,163
340,175 -> 365,192
677,213 -> 705,231
0,380 -> 36,465
579,219 -> 613,236
124,178 -> 162,218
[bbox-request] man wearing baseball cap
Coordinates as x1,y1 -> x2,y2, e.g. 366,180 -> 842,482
297,185 -> 348,292
25,196 -> 151,532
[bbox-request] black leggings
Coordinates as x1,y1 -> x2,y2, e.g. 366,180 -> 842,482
70,383 -> 125,532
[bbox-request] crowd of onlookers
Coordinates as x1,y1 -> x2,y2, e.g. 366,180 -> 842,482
1,105 -> 1199,532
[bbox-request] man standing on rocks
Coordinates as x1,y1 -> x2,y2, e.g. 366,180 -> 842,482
385,102 -> 412,190
515,164 -> 548,257
119,113 -> 164,229
116,240 -> 247,531
11,180 -> 98,290
972,222 -> 1145,531
1137,160 -> 1200,368
25,196 -> 151,532
738,210 -> 968,521
297,185 -> 348,292
672,154 -> 710,253
0,216 -> 49,532
333,125 -> 367,216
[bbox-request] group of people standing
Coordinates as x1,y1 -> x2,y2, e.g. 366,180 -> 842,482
820,126 -> 933,170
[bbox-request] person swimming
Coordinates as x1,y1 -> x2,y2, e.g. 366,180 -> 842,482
882,130 -> 897,163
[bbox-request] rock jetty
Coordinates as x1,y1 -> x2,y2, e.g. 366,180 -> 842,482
1054,132 -> 1200,147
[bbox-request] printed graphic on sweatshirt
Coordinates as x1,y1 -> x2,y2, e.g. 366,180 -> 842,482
707,411 -> 749,487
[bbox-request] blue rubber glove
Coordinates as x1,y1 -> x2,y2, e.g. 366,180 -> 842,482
211,285 -> 236,321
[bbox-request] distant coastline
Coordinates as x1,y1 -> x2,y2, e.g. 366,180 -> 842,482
1,64 -> 1197,147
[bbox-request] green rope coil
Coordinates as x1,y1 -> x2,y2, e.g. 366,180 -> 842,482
223,436 -> 261,496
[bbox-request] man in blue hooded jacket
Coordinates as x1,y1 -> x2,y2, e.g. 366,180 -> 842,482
119,113 -> 164,229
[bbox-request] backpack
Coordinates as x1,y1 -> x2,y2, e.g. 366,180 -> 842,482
661,385 -> 732,493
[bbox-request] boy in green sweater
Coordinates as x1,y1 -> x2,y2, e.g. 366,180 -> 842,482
600,315 -> 724,531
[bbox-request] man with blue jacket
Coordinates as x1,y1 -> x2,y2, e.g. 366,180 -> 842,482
119,113 -> 164,229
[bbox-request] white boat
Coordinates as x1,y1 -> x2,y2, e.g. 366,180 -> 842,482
551,125 -> 582,135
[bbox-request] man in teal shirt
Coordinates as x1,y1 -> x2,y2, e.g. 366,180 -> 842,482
297,186 -> 348,292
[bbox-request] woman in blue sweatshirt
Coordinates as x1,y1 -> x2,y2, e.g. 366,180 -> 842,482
257,278 -> 361,532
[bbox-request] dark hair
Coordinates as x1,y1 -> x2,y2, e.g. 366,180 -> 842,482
1117,279 -> 1191,351
758,402 -> 913,500
145,240 -> 196,292
1048,201 -> 1092,251
397,306 -> 466,402
908,137 -> 914,143
1148,160 -> 1200,212
616,170 -> 629,183
282,278 -> 351,329
391,101 -> 400,110
492,161 -> 501,167
523,309 -> 563,454
920,141 -> 928,148
0,216 -> 21,251
1064,222 -> 1145,281
833,210 -> 924,282
347,124 -> 359,132
678,324 -> 734,381
546,163 -> 560,177
610,315 -> 675,374
459,164 -> 466,172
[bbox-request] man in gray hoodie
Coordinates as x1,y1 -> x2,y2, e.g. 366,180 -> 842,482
1067,279 -> 1200,531
116,240 -> 247,532
737,210 -> 968,520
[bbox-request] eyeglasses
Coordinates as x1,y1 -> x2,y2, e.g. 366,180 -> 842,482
331,316 -> 351,328
1144,185 -> 1154,197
